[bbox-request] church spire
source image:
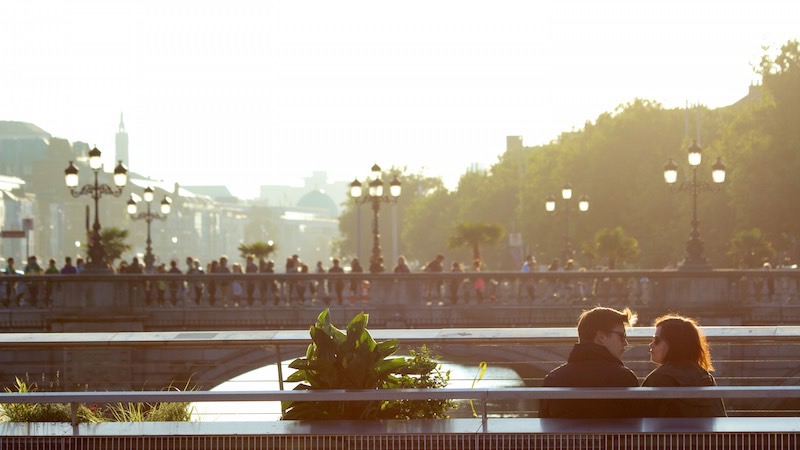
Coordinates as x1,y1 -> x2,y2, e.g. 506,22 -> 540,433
115,111 -> 129,168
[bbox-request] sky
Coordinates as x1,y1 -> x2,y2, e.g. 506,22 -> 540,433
2,1 -> 798,199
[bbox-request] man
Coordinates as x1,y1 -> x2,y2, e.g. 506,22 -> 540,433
4,257 -> 22,305
245,255 -> 259,306
521,255 -> 537,302
43,258 -> 60,305
60,256 -> 78,274
327,258 -> 345,305
186,257 -> 204,304
423,254 -> 445,302
539,306 -> 640,418
23,255 -> 43,306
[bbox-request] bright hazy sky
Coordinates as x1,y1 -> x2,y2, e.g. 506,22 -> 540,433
2,1 -> 797,199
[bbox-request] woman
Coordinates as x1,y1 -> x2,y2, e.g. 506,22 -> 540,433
642,314 -> 727,417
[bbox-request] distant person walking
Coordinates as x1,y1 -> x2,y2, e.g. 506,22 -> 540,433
60,256 -> 78,274
423,254 -> 445,302
24,255 -> 43,306
642,314 -> 727,417
539,306 -> 640,418
521,255 -> 537,302
393,256 -> 410,274
327,258 -> 345,305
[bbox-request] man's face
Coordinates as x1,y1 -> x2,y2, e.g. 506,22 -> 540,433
597,325 -> 628,360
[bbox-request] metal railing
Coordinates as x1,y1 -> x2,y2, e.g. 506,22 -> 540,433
3,326 -> 800,417
2,327 -> 800,448
4,386 -> 800,426
1,387 -> 800,450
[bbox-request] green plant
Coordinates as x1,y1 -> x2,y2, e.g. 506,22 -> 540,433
282,309 -> 454,420
0,374 -> 194,423
95,383 -> 195,423
380,345 -> 455,420
1,375 -> 72,422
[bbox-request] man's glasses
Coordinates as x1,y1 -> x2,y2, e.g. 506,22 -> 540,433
608,330 -> 627,340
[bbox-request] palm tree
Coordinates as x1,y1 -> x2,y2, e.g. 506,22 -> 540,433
727,228 -> 775,268
96,227 -> 131,267
447,222 -> 505,261
592,226 -> 640,269
238,241 -> 278,261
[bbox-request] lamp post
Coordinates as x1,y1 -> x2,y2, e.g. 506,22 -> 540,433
127,187 -> 172,272
664,140 -> 726,270
545,182 -> 589,260
65,147 -> 128,271
349,164 -> 401,273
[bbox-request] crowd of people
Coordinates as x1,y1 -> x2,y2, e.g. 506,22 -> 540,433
1,255 -> 81,307
3,251 -> 795,308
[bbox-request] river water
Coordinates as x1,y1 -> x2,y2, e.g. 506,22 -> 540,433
192,360 -> 524,422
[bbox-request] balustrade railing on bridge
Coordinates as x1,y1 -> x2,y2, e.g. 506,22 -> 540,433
1,269 -> 799,331
2,269 -> 799,307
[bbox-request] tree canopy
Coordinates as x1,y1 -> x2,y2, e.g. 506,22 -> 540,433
335,42 -> 800,270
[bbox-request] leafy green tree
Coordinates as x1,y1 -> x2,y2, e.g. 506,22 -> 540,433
727,228 -> 776,268
724,40 -> 800,263
447,221 -> 505,262
592,226 -> 640,269
282,309 -> 453,420
396,43 -> 799,268
398,182 -> 455,268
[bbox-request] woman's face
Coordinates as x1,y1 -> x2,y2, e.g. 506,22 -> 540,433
649,325 -> 669,365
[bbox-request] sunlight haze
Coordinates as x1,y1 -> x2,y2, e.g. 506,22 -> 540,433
2,0 -> 797,198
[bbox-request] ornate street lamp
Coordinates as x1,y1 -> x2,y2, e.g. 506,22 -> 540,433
664,140 -> 726,270
350,164 -> 401,273
545,182 -> 589,260
127,187 -> 172,272
65,147 -> 128,271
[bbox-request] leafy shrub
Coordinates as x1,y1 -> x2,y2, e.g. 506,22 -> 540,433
281,309 -> 454,420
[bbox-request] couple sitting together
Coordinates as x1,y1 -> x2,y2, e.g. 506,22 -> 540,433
540,306 -> 727,418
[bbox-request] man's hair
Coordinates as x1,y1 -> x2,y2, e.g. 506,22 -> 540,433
655,314 -> 714,371
576,306 -> 637,342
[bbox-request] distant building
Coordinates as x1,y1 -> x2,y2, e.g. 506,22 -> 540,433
0,121 -> 51,177
259,171 -> 349,214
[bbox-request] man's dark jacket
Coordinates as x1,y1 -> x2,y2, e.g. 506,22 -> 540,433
539,342 -> 640,418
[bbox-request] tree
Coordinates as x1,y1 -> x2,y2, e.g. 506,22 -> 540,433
96,227 -> 131,266
447,221 -> 505,262
592,226 -> 640,269
727,228 -> 776,268
237,241 -> 277,261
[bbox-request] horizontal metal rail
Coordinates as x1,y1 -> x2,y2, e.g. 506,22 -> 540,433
1,326 -> 800,347
2,387 -> 800,430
